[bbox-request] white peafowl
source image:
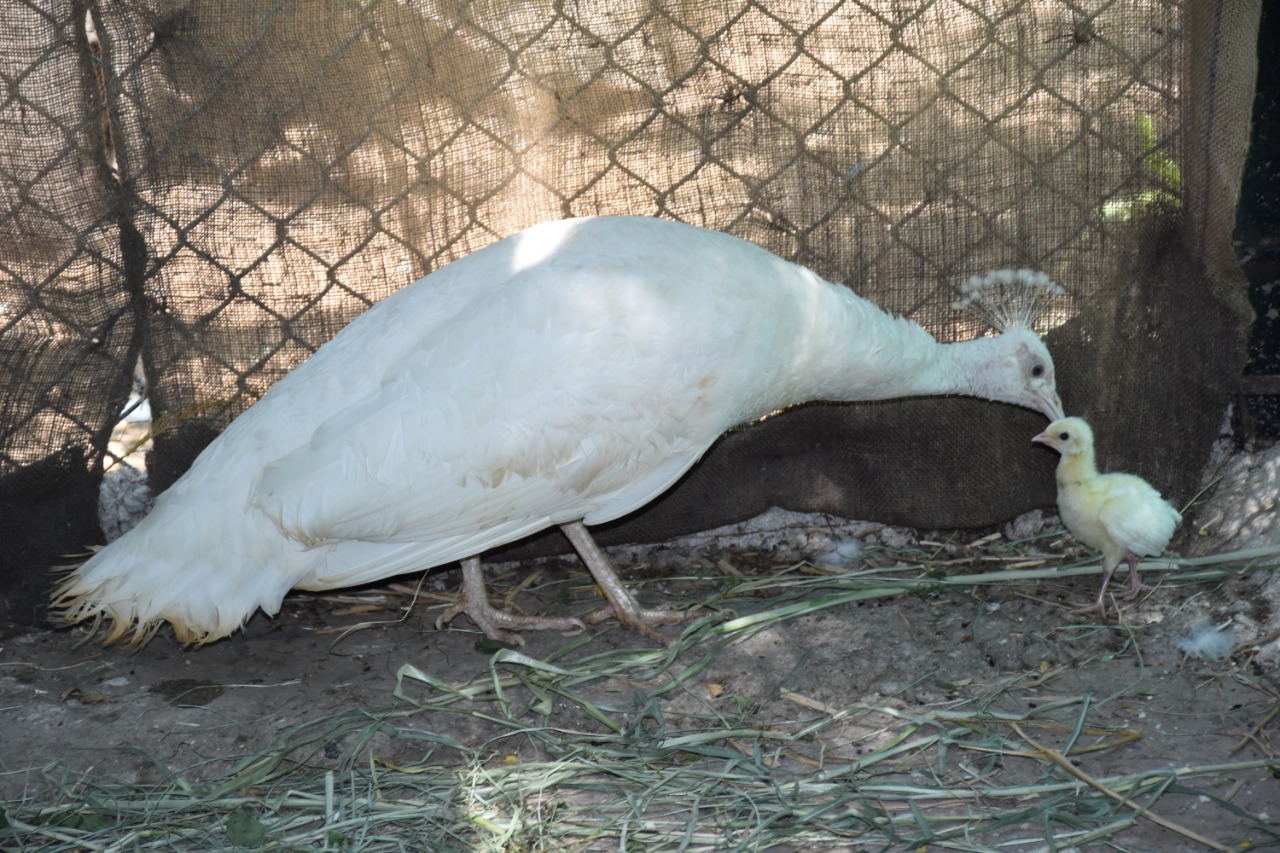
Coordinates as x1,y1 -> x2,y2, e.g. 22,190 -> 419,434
54,216 -> 1065,647
1032,416 -> 1182,615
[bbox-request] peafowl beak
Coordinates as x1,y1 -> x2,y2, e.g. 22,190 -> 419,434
1038,390 -> 1064,421
1031,428 -> 1051,444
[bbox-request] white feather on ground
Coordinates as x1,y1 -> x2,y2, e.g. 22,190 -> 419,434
1033,416 -> 1181,614
1174,621 -> 1236,661
55,215 -> 1064,646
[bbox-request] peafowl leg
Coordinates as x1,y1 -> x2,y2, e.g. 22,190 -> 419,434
560,521 -> 692,646
436,557 -> 585,645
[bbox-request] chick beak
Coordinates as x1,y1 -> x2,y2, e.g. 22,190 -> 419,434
1031,429 -> 1051,445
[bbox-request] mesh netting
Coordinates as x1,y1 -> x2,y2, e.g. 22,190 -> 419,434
0,0 -> 1258,628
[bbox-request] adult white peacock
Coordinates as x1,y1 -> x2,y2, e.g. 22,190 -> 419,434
54,216 -> 1065,646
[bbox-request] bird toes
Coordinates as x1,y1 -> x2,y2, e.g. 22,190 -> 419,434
1118,581 -> 1152,600
581,605 -> 696,646
435,602 -> 586,645
1070,580 -> 1152,618
1069,598 -> 1108,618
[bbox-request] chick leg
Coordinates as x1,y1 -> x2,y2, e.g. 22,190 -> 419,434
436,558 -> 585,645
560,521 -> 693,646
1117,554 -> 1151,599
1072,560 -> 1118,616
1075,555 -> 1150,616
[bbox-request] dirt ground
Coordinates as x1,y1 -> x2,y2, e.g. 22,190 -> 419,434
2,505 -> 1278,851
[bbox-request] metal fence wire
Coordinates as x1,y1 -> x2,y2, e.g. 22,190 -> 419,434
0,0 -> 1258,628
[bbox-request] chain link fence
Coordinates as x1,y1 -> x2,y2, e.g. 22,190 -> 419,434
0,0 -> 1258,629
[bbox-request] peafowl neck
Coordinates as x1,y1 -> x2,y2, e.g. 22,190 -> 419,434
805,323 -> 1024,406
775,275 -> 1042,411
783,284 -> 955,405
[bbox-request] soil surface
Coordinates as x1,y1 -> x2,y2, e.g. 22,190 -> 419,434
2,511 -> 1277,851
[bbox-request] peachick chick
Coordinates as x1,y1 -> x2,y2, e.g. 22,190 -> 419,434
1033,417 -> 1181,614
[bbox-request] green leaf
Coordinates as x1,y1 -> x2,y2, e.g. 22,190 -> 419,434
226,806 -> 267,848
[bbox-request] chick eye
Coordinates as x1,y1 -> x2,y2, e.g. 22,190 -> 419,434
1058,431 -> 1069,441
1031,364 -> 1045,378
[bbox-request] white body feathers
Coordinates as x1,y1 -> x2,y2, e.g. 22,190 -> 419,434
57,216 -> 1062,644
1057,470 -> 1181,568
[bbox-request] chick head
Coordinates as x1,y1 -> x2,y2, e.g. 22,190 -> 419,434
1031,416 -> 1093,456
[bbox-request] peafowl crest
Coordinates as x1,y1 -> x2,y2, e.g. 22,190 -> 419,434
953,268 -> 1065,332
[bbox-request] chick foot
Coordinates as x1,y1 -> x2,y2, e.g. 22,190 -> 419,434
1071,555 -> 1151,617
1117,555 -> 1152,599
1071,597 -> 1109,617
436,558 -> 585,645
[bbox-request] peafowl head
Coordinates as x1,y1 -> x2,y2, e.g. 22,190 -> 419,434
953,269 -> 1066,421
977,326 -> 1064,420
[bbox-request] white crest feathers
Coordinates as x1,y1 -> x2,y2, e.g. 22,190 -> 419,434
952,268 -> 1064,332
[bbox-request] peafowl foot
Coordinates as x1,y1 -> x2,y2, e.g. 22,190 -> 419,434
436,558 -> 585,645
581,603 -> 693,646
560,520 -> 694,646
